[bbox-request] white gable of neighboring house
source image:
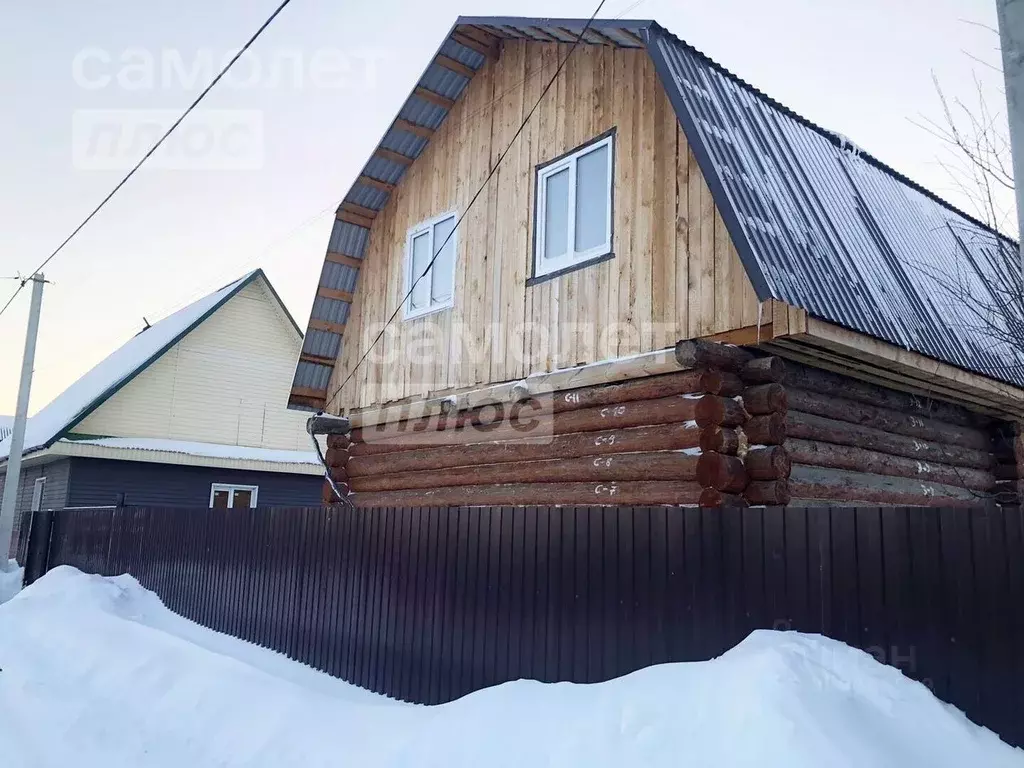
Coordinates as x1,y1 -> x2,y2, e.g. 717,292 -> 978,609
73,277 -> 311,452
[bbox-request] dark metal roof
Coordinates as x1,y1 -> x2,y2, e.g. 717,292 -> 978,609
644,23 -> 1024,387
291,15 -> 1024,409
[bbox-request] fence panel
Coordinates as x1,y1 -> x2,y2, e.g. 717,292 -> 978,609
28,503 -> 1024,749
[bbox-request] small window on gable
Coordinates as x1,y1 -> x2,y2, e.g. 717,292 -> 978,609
534,132 -> 614,279
405,211 -> 457,319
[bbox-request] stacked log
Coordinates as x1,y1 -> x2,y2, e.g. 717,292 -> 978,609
737,354 -> 791,506
345,367 -> 728,508
992,424 -> 1024,505
332,345 -> 1015,509
782,361 -> 1001,506
670,341 -> 748,507
322,433 -> 352,504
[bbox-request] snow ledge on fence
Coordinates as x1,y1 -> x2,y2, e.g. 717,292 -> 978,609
0,566 -> 1020,767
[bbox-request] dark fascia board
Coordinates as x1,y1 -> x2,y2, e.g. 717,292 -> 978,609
45,270 -> 264,450
642,21 -> 1018,252
455,16 -> 655,34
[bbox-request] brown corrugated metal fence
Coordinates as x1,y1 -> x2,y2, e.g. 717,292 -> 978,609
22,503 -> 1024,748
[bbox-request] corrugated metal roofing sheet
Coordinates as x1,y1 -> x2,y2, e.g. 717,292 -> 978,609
310,296 -> 351,326
646,23 -> 1024,387
380,129 -> 429,158
303,328 -> 342,359
327,221 -> 369,256
293,361 -> 332,391
440,38 -> 487,68
346,185 -> 390,210
319,261 -> 359,293
420,64 -> 472,98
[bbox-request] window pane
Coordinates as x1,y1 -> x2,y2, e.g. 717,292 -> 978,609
575,144 -> 609,252
410,231 -> 431,310
212,490 -> 230,509
431,216 -> 455,303
543,167 -> 570,260
232,490 -> 253,509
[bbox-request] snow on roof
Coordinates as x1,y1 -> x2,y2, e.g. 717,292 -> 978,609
0,415 -> 12,442
59,436 -> 319,466
0,271 -> 261,460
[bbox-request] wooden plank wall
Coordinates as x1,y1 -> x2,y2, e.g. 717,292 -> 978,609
329,42 -> 761,412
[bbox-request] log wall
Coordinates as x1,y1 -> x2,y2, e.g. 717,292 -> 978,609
781,361 -> 1015,507
324,343 -> 1019,508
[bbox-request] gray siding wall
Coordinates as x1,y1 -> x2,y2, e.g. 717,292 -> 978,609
1,458 -> 71,558
66,458 -> 322,508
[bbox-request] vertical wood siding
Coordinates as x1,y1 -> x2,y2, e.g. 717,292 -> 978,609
330,43 -> 761,411
75,280 -> 311,450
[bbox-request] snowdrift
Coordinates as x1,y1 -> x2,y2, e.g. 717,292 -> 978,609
0,567 -> 1020,767
0,560 -> 21,605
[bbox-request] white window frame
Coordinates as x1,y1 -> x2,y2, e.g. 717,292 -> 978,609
534,132 -> 614,279
403,210 -> 458,320
31,477 -> 45,512
209,483 -> 259,509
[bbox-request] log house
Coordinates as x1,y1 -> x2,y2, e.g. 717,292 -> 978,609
290,17 -> 1024,508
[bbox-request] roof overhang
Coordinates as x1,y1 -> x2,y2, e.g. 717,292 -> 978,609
0,439 -> 323,476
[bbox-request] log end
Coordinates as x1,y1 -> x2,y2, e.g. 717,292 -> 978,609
699,426 -> 740,455
742,383 -> 788,415
699,370 -> 745,398
744,446 -> 792,481
699,489 -> 749,508
697,451 -> 749,493
744,412 -> 787,445
694,394 -> 748,428
745,480 -> 791,506
327,433 -> 351,450
739,355 -> 785,384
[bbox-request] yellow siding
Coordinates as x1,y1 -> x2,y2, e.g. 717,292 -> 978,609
75,279 -> 311,450
330,42 -> 760,412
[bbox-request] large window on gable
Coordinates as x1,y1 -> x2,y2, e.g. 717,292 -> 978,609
404,211 -> 457,319
534,131 -> 614,279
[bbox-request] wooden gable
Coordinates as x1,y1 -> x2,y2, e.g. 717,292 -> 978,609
327,41 -> 764,412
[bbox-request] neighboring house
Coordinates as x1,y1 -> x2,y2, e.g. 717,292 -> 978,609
290,17 -> 1024,508
2,269 -> 324,552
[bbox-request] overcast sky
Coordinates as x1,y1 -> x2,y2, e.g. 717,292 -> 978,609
0,0 -> 1007,413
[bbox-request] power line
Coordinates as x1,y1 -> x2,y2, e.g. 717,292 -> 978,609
323,0 -> 611,412
153,0 -> 647,330
0,0 -> 296,321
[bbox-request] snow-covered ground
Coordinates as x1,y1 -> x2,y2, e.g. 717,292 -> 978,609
0,567 -> 1020,767
0,559 -> 22,605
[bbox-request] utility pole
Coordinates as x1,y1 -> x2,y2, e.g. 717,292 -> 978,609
0,274 -> 45,568
997,0 -> 1024,279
